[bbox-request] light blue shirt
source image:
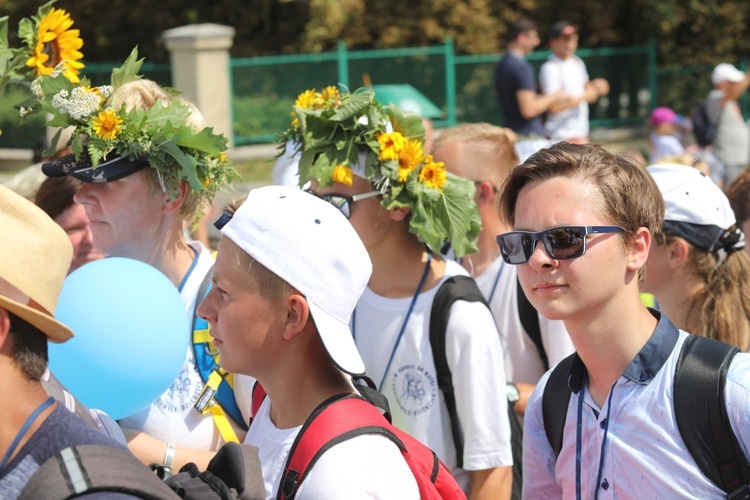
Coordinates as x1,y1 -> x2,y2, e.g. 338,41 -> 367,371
523,311 -> 750,499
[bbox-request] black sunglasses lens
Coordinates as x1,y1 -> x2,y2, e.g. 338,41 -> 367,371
546,227 -> 585,260
500,234 -> 530,264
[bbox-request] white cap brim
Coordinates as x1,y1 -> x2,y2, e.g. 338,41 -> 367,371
308,299 -> 365,376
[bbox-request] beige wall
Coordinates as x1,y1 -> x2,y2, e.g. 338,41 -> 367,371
162,24 -> 235,147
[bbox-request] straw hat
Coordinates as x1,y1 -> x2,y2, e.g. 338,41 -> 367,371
0,184 -> 74,342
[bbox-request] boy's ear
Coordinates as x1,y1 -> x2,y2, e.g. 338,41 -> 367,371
627,227 -> 651,272
281,293 -> 310,341
0,308 -> 12,352
162,179 -> 189,215
474,180 -> 497,206
667,238 -> 691,270
390,205 -> 411,222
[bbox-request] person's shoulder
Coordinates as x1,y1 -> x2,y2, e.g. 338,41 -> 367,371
45,405 -> 127,450
300,433 -> 419,499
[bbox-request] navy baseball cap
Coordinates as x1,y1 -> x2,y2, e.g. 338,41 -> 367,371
42,152 -> 149,184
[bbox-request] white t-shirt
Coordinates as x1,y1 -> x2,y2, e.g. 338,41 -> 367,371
472,257 -> 574,385
649,133 -> 685,164
119,242 -> 255,449
540,54 -> 590,140
245,397 -> 419,499
353,259 -> 513,492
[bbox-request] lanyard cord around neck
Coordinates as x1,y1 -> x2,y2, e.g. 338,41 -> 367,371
0,396 -> 54,471
575,374 -> 617,500
353,252 -> 433,392
487,259 -> 506,303
177,245 -> 200,293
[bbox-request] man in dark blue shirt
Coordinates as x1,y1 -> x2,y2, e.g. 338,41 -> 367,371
495,18 -> 564,137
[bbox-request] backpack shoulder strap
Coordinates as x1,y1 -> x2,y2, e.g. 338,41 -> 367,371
674,335 -> 750,496
41,371 -> 100,431
278,394 -> 406,500
192,265 -> 249,441
19,444 -> 179,499
542,353 -> 575,457
429,275 -> 487,469
516,277 -> 548,371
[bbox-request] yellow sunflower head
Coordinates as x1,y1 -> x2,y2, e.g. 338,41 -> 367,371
378,131 -> 406,162
295,89 -> 317,110
418,155 -> 447,191
397,139 -> 423,182
331,164 -> 354,186
92,109 -> 123,141
25,7 -> 84,83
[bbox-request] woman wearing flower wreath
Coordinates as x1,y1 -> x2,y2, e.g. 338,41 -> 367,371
286,87 -> 514,498
35,49 -> 245,472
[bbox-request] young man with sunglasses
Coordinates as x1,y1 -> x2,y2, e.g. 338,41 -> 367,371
288,87 -> 514,499
497,141 -> 750,498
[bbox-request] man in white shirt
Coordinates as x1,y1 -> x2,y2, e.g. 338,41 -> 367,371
539,21 -> 609,143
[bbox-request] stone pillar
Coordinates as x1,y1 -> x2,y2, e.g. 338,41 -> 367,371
162,24 -> 235,147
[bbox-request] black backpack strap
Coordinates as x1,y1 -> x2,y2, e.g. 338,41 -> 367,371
674,335 -> 750,497
542,353 -> 575,458
429,275 -> 488,469
516,277 -> 548,371
19,444 -> 179,499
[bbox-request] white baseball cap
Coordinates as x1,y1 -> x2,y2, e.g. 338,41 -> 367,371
648,164 -> 744,253
712,63 -> 746,85
217,186 -> 372,375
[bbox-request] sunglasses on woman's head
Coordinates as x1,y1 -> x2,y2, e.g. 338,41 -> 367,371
496,225 -> 624,265
305,189 -> 380,219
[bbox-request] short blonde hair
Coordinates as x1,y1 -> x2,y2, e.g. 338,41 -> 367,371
433,123 -> 519,186
110,79 -> 206,221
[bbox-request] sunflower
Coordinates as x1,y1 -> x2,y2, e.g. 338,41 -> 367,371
378,131 -> 406,162
26,7 -> 84,83
295,90 -> 317,110
418,156 -> 447,191
92,109 -> 123,140
397,139 -> 423,182
331,164 -> 354,186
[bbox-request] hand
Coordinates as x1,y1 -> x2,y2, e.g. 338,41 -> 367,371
592,78 -> 610,96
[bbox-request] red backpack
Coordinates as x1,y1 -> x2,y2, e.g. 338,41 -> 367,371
251,383 -> 466,500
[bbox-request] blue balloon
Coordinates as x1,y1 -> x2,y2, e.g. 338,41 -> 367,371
49,257 -> 189,420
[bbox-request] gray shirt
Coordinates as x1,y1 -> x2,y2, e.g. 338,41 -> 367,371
706,89 -> 749,167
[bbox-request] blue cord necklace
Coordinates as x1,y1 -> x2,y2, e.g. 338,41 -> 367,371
353,252 -> 433,391
575,375 -> 617,500
0,397 -> 54,471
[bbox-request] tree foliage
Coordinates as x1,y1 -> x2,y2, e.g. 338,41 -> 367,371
2,0 -> 749,68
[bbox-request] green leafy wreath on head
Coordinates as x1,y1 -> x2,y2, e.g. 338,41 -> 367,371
280,86 -> 481,258
24,47 -> 238,210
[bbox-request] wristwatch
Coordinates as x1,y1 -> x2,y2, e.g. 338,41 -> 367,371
506,383 -> 520,407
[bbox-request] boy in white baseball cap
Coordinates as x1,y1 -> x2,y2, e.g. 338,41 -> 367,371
197,186 -> 423,497
643,163 -> 750,351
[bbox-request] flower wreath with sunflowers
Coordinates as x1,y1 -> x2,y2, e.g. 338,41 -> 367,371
25,47 -> 237,207
280,86 -> 481,257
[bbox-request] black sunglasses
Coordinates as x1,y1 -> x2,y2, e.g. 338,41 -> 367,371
496,225 -> 624,265
305,189 -> 380,219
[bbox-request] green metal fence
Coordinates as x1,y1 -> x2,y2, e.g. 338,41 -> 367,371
230,40 -> 657,145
